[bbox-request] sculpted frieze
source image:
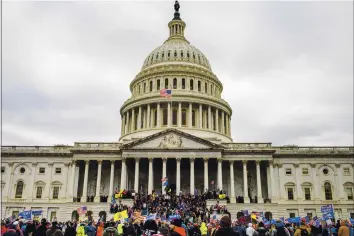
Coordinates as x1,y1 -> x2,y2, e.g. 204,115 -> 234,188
158,134 -> 183,149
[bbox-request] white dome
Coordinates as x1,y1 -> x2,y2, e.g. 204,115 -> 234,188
141,39 -> 212,71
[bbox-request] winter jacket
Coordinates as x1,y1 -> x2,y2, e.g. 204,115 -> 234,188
35,226 -> 47,236
294,226 -> 310,236
4,229 -> 18,236
257,227 -> 268,236
84,226 -> 95,236
214,228 -> 238,236
63,227 -> 76,236
199,223 -> 207,236
46,228 -> 63,236
76,226 -> 86,236
338,222 -> 350,236
123,225 -> 136,236
103,227 -> 119,236
96,225 -> 104,236
172,226 -> 186,236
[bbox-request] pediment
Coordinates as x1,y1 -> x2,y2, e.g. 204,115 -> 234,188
121,129 -> 224,150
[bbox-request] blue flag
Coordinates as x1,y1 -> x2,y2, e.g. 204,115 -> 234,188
19,210 -> 32,220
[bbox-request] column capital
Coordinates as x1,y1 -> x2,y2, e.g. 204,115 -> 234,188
84,160 -> 90,165
176,157 -> 181,162
229,160 -> 234,164
217,158 -> 222,163
32,162 -> 38,167
121,157 -> 127,161
190,158 -> 195,162
310,163 -> 316,168
334,163 -> 341,168
242,160 -> 248,164
48,162 -> 54,167
277,162 -> 283,168
203,157 -> 209,162
64,163 -> 70,167
268,160 -> 273,166
148,157 -> 154,161
71,160 -> 77,166
134,157 -> 140,162
8,162 -> 14,167
97,160 -> 103,164
256,160 -> 261,165
294,163 -> 300,168
162,157 -> 167,162
110,160 -> 115,165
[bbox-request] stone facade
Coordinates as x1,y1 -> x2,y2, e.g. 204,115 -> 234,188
1,2 -> 354,222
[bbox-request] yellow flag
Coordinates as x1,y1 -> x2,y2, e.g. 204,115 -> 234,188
114,210 -> 128,221
251,213 -> 257,220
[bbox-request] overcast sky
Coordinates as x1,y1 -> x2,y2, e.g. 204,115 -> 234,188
3,1 -> 353,146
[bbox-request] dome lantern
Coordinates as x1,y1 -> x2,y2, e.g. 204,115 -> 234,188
168,1 -> 186,41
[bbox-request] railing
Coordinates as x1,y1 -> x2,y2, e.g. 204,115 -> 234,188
224,143 -> 273,149
276,146 -> 354,153
73,143 -> 121,149
1,146 -> 72,152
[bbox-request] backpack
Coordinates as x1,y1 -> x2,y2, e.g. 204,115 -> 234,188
300,229 -> 308,236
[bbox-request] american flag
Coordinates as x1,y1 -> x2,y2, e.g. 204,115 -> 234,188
77,206 -> 87,215
160,89 -> 172,98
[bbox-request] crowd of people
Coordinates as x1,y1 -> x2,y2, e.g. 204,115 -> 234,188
2,189 -> 354,236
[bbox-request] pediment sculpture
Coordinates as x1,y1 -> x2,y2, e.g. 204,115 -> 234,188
158,134 -> 183,148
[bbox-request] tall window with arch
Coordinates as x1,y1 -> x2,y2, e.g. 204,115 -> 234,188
157,79 -> 160,90
182,78 -> 185,89
192,110 -> 196,127
173,78 -> 177,89
198,81 -> 201,92
150,81 -> 153,92
143,83 -> 146,93
190,79 -> 194,90
210,84 -> 213,95
15,181 -> 24,198
205,82 -> 208,93
165,78 -> 169,89
162,108 -> 168,126
324,182 -> 333,200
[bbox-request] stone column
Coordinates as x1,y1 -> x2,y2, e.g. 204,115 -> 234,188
311,164 -> 319,201
162,158 -> 167,194
147,104 -> 151,129
134,158 -> 139,193
178,102 -> 182,127
243,160 -> 250,203
190,158 -> 195,195
221,112 -> 225,134
199,104 -> 203,129
176,158 -> 181,194
47,163 -> 54,200
137,106 -> 142,130
157,103 -> 161,128
70,161 -> 76,201
229,161 -> 236,203
188,102 -> 193,128
208,106 -> 212,130
125,111 -> 130,134
215,109 -> 219,132
294,163 -> 302,201
269,161 -> 275,202
256,161 -> 263,203
335,164 -> 345,200
148,158 -> 153,194
27,163 -> 37,200
168,102 -> 171,127
94,160 -> 102,202
108,160 -> 115,202
120,158 -> 127,190
217,158 -> 223,190
5,163 -> 14,200
82,160 -> 89,202
131,109 -> 135,131
204,158 -> 209,192
121,114 -> 125,136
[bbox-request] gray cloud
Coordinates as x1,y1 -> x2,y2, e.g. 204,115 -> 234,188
2,1 -> 353,146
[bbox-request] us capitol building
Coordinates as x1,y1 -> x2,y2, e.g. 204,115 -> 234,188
1,2 -> 354,222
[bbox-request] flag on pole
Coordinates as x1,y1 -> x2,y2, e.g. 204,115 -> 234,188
77,206 -> 87,215
160,89 -> 172,98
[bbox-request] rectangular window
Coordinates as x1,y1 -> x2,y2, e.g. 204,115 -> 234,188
198,81 -> 201,92
289,213 -> 295,218
53,187 -> 59,199
36,187 -> 43,199
143,82 -> 146,93
285,168 -> 292,175
205,82 -> 207,93
304,188 -> 311,200
165,78 -> 169,89
287,188 -> 294,200
190,79 -> 194,90
1,167 -> 5,173
344,168 -> 350,175
39,168 -> 45,174
182,78 -> 185,89
55,168 -> 61,174
302,168 -> 309,175
346,187 -> 353,200
150,81 -> 153,92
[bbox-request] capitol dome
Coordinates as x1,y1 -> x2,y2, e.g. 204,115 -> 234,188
120,1 -> 233,143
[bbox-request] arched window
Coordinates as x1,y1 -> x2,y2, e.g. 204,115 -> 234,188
172,108 -> 177,126
324,182 -> 333,200
210,84 -> 213,95
157,79 -> 160,90
190,79 -> 194,90
149,81 -> 153,92
154,109 -> 157,127
181,109 -> 187,126
192,110 -> 196,127
182,78 -> 185,89
162,109 -> 168,126
143,82 -> 146,93
138,85 -> 141,94
302,182 -> 312,200
173,78 -> 177,89
205,82 -> 208,93
285,182 -> 296,200
15,181 -> 24,198
198,81 -> 201,92
165,78 -> 169,89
